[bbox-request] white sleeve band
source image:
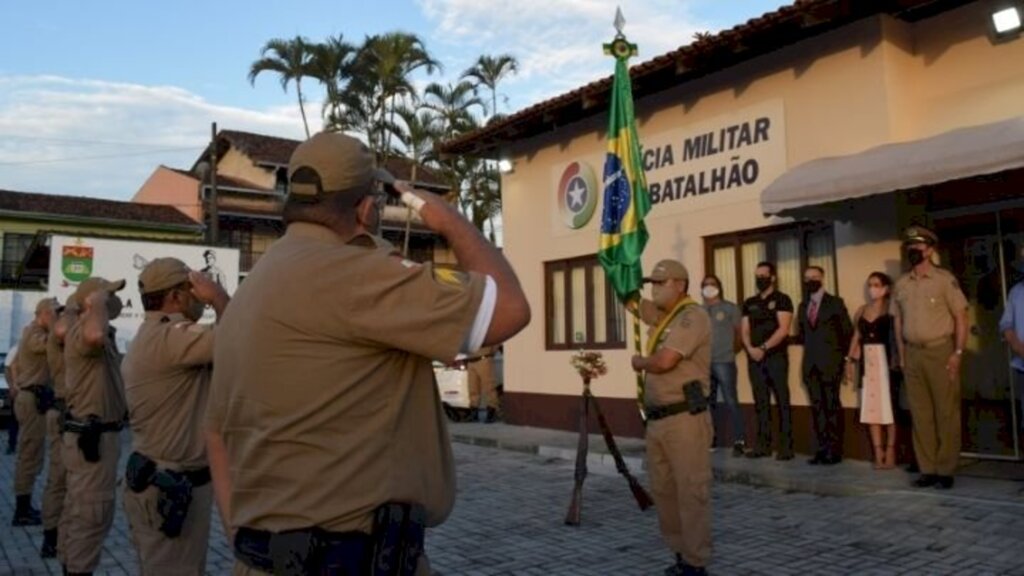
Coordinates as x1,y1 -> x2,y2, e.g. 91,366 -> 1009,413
462,275 -> 497,354
400,191 -> 426,213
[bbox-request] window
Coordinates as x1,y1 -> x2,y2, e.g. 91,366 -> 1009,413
704,223 -> 836,305
1,233 -> 36,285
544,255 -> 626,350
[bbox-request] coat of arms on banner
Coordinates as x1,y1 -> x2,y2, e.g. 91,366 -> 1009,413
62,244 -> 94,283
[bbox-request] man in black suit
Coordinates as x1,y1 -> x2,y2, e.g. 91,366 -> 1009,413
796,266 -> 853,465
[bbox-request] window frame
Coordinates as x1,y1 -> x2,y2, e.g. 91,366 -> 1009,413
543,254 -> 626,351
703,222 -> 838,304
1,232 -> 38,286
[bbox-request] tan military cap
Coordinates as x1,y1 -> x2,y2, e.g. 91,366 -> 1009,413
35,297 -> 58,314
72,276 -> 126,306
902,225 -> 938,245
288,131 -> 394,200
643,259 -> 689,283
138,257 -> 191,295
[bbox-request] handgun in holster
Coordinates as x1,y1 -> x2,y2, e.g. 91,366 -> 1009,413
683,380 -> 709,415
33,386 -> 55,415
74,416 -> 103,463
369,502 -> 426,576
153,470 -> 194,538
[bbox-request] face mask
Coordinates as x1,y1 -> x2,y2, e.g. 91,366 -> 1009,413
907,249 -> 925,267
868,286 -> 886,301
107,295 -> 124,320
701,285 -> 720,300
803,280 -> 822,295
755,277 -> 772,292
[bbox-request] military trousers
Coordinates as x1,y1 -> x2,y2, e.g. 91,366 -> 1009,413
467,358 -> 499,410
42,407 -> 67,530
59,430 -> 120,573
645,410 -> 713,568
13,389 -> 45,496
124,481 -> 212,576
904,340 -> 961,476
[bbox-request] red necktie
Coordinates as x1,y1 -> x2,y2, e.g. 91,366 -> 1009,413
809,299 -> 819,327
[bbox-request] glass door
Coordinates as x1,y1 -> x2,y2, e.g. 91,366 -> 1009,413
935,209 -> 1022,459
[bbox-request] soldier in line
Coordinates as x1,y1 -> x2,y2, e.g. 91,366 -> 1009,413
466,345 -> 500,423
206,132 -> 530,574
122,258 -> 229,575
11,297 -> 57,527
40,299 -> 76,557
892,225 -> 968,490
632,259 -> 713,576
60,277 -> 128,576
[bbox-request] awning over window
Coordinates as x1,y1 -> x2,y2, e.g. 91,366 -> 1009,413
761,116 -> 1024,216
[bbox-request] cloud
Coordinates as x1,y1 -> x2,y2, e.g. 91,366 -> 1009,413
0,75 -> 312,200
417,0 -> 711,111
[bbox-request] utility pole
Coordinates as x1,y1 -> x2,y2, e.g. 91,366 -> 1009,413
208,122 -> 220,245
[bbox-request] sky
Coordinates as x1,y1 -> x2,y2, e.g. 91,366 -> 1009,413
0,0 -> 785,200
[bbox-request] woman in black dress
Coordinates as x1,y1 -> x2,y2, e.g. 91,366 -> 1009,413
845,272 -> 902,469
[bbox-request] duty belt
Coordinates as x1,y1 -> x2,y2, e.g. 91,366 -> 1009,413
62,418 -> 124,434
234,526 -> 373,575
645,401 -> 696,421
125,451 -> 210,538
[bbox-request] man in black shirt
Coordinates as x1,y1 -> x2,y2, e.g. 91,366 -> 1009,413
741,262 -> 794,460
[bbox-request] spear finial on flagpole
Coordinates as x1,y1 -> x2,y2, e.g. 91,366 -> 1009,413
614,6 -> 626,36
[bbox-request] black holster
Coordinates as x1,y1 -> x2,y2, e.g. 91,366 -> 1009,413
125,451 -> 206,539
370,502 -> 426,576
69,415 -> 103,463
682,380 -> 709,415
29,386 -> 55,415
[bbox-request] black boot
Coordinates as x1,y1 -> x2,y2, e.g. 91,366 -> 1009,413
40,527 -> 58,558
12,494 -> 42,526
484,407 -> 500,423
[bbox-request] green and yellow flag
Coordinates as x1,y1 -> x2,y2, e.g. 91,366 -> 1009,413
598,34 -> 650,306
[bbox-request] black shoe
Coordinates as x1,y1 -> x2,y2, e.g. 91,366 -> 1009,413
12,510 -> 42,527
913,474 -> 939,488
776,450 -> 794,461
731,442 -> 746,458
484,408 -> 500,423
822,454 -> 842,466
934,475 -> 954,490
40,528 -> 57,558
4,446 -> 14,455
906,462 -> 920,474
681,567 -> 708,576
807,453 -> 824,465
745,449 -> 769,459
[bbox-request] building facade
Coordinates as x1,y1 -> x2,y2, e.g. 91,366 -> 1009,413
443,0 -> 1024,460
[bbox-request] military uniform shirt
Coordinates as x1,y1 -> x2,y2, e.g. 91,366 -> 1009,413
64,324 -> 126,423
206,222 -> 488,534
892,267 -> 968,344
645,303 -> 712,406
15,322 -> 50,387
704,300 -> 740,364
46,329 -> 67,399
122,312 -> 214,469
742,291 -> 793,353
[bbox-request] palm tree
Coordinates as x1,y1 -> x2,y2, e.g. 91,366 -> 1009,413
348,32 -> 441,158
461,54 -> 519,120
249,36 -> 315,138
421,81 -> 485,141
307,34 -> 357,123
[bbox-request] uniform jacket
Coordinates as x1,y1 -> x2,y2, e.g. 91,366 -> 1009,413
796,292 -> 853,382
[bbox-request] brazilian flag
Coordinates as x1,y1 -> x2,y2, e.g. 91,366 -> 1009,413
598,35 -> 650,305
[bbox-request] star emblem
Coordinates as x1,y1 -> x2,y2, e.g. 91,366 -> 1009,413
567,176 -> 587,211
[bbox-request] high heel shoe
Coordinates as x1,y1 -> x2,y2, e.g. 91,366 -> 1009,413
872,444 -> 884,470
882,444 -> 896,469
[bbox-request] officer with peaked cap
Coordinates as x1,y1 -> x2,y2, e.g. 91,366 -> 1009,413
891,225 -> 968,490
121,257 -> 229,575
60,276 -> 128,575
633,259 -> 713,576
11,297 -> 57,527
206,131 -> 530,575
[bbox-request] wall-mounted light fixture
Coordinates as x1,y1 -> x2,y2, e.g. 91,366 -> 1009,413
497,159 -> 514,174
989,2 -> 1022,43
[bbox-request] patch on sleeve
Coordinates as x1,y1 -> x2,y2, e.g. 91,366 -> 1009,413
433,268 -> 468,287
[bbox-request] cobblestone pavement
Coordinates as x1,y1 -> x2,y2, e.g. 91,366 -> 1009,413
2,432 -> 1024,575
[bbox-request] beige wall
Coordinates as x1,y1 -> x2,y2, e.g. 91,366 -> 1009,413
132,166 -> 202,222
500,9 -> 1024,406
217,148 -> 277,190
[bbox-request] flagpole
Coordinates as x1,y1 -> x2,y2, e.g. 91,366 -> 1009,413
629,307 -> 646,421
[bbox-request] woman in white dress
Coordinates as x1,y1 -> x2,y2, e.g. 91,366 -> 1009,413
845,272 -> 903,469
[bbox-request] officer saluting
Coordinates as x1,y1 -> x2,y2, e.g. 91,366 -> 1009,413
205,132 -> 530,575
61,277 -> 127,576
891,225 -> 968,490
121,258 -> 229,575
632,260 -> 713,576
40,300 -> 75,558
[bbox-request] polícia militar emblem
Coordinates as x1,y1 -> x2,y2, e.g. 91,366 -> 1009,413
558,161 -> 598,229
